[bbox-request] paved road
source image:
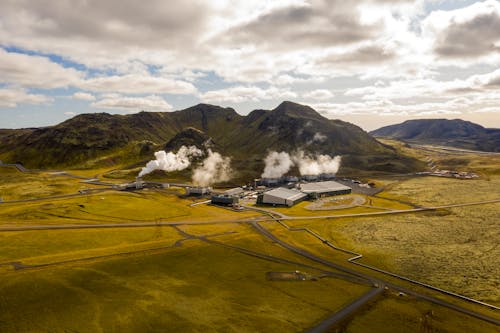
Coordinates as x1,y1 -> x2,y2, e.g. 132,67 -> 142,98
0,230 -> 237,271
244,199 -> 500,220
305,286 -> 384,333
0,219 -> 263,232
1,199 -> 498,232
250,221 -> 500,329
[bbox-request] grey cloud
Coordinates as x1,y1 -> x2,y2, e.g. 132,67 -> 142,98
435,11 -> 500,58
215,0 -> 382,49
0,0 -> 210,49
318,44 -> 396,65
485,74 -> 500,87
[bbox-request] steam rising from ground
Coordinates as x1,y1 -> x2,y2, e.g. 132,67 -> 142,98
261,150 -> 342,178
139,145 -> 232,186
192,149 -> 232,186
293,151 -> 341,176
139,145 -> 202,177
261,151 -> 294,178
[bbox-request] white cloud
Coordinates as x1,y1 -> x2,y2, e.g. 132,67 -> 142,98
200,86 -> 296,104
0,49 -> 82,89
0,0 -> 213,69
0,88 -> 52,107
81,74 -> 197,95
345,68 -> 500,101
91,94 -> 172,112
303,89 -> 334,100
423,0 -> 500,62
64,111 -> 76,116
1,1 -> 500,129
310,93 -> 499,118
72,92 -> 96,101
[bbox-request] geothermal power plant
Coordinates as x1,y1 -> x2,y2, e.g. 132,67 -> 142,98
117,146 -> 369,208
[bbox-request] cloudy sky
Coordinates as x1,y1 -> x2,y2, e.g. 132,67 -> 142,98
1,0 -> 499,130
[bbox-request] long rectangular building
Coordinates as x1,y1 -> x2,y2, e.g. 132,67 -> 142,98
299,181 -> 351,198
257,187 -> 308,207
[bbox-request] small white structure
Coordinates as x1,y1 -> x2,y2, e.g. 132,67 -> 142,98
257,187 -> 307,207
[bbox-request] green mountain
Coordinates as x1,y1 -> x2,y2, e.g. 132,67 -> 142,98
0,101 -> 424,177
370,119 -> 500,152
164,127 -> 216,152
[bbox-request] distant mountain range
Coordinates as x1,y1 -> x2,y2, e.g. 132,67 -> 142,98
370,119 -> 500,152
0,101 -> 424,177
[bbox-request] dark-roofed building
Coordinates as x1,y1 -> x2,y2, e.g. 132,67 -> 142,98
186,187 -> 211,196
257,187 -> 308,207
211,195 -> 239,206
211,187 -> 243,206
299,181 -> 351,199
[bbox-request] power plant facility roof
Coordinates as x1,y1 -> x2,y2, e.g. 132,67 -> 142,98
299,181 -> 351,195
258,187 -> 308,207
223,187 -> 244,197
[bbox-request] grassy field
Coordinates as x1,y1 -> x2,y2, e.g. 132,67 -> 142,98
377,138 -> 500,176
344,296 -> 499,333
377,175 -> 500,206
1,142 -> 499,332
0,190 -> 260,226
0,167 -> 95,201
0,227 -> 184,266
289,176 -> 500,305
0,224 -> 370,332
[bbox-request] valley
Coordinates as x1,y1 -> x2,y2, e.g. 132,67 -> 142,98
0,142 -> 498,332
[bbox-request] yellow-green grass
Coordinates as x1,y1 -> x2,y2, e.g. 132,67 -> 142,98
259,220 -> 355,264
223,219 -> 500,320
296,203 -> 500,305
0,239 -> 370,333
179,222 -> 355,274
0,190 -> 260,226
0,167 -> 98,201
0,226 -> 185,266
377,175 -> 500,206
290,176 -> 500,304
377,138 -> 500,176
345,296 -> 499,333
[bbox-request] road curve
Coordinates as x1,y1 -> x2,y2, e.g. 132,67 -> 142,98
1,199 -> 499,232
251,221 -> 500,328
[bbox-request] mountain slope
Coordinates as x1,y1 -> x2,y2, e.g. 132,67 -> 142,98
371,119 -> 500,152
0,101 -> 424,175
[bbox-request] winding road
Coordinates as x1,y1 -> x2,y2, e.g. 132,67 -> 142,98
1,162 -> 499,330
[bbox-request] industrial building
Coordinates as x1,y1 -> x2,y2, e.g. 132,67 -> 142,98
319,173 -> 336,180
284,175 -> 299,183
259,178 -> 281,187
210,187 -> 243,206
211,195 -> 239,206
186,187 -> 211,196
223,187 -> 244,197
299,181 -> 351,198
301,175 -> 319,182
257,187 -> 308,207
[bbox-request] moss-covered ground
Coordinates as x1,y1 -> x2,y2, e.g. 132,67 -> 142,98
0,144 -> 498,332
0,224 -> 370,333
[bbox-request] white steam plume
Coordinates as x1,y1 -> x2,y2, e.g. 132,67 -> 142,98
192,150 -> 232,186
293,150 -> 341,176
261,151 -> 294,178
139,145 -> 202,177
